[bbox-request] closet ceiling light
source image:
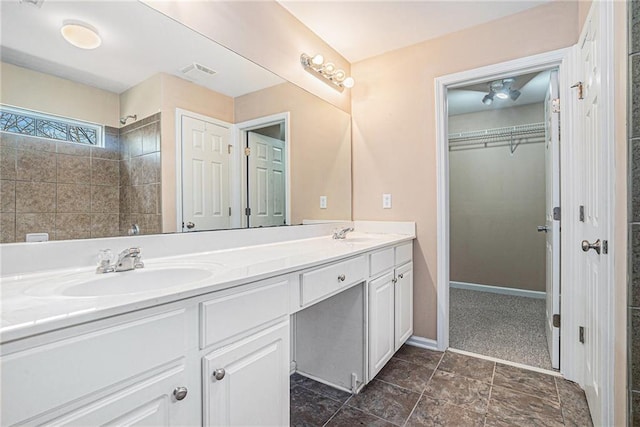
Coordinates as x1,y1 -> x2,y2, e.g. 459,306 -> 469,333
482,78 -> 520,105
61,21 -> 101,50
300,52 -> 354,92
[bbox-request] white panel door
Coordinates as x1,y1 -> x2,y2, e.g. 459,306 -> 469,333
247,132 -> 286,227
578,4 -> 609,425
394,262 -> 413,351
368,272 -> 395,379
203,321 -> 289,427
182,115 -> 230,231
544,69 -> 561,370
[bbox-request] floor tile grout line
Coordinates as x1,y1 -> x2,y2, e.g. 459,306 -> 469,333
321,395 -> 352,427
553,376 -> 566,425
374,377 -> 427,394
400,351 -> 445,427
490,382 -> 562,408
484,362 -> 497,427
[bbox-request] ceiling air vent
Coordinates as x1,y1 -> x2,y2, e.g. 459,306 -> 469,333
180,63 -> 217,82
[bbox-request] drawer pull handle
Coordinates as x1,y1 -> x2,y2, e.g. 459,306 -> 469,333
398,273 -> 404,279
213,368 -> 226,380
173,386 -> 188,401
338,274 -> 346,282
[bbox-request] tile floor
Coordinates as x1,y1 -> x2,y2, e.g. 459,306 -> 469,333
290,346 -> 593,426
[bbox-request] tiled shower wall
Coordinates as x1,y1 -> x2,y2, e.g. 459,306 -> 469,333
631,1 -> 640,424
0,113 -> 161,242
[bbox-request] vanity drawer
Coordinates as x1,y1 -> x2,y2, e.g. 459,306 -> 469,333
395,242 -> 413,266
1,309 -> 187,426
200,277 -> 288,350
300,255 -> 366,307
369,247 -> 395,277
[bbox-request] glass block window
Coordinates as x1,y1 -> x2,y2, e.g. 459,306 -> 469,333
0,105 -> 103,146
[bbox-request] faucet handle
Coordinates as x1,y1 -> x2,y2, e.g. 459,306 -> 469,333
97,249 -> 114,266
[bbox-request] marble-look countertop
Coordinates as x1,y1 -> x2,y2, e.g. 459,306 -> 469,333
0,232 -> 413,344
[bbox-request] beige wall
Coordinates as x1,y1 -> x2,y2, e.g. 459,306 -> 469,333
351,0 -> 579,339
1,62 -> 120,127
235,83 -> 352,224
449,104 -> 545,292
143,1 -> 351,113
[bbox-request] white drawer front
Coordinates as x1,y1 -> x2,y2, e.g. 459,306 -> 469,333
395,242 -> 413,266
300,256 -> 366,307
200,277 -> 288,349
369,247 -> 394,277
1,309 -> 187,426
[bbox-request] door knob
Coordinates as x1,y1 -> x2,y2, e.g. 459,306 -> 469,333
581,239 -> 601,255
213,368 -> 226,381
173,386 -> 188,401
186,221 -> 195,229
537,226 -> 549,233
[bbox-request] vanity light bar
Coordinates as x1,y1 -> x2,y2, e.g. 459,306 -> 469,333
300,53 -> 354,92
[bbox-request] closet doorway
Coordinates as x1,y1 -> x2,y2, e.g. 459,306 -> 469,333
445,68 -> 560,371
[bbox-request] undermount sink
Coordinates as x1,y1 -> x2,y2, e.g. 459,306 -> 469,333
24,265 -> 220,298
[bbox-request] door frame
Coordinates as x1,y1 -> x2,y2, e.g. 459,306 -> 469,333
235,112 -> 291,228
434,48 -> 581,377
175,108 -> 236,232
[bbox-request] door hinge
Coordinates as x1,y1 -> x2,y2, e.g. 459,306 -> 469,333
228,144 -> 232,154
245,207 -> 251,216
579,326 -> 585,344
571,82 -> 584,100
602,240 -> 608,255
228,207 -> 231,216
579,205 -> 585,222
553,206 -> 561,221
551,98 -> 560,113
244,147 -> 251,156
552,314 -> 560,328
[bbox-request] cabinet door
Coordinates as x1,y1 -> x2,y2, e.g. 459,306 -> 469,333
203,321 -> 289,426
40,363 -> 193,426
394,262 -> 414,351
368,272 -> 395,379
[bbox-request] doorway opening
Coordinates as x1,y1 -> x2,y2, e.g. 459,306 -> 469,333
433,49 -> 578,381
446,68 -> 560,371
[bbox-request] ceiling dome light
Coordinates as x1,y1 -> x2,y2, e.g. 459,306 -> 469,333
343,77 -> 355,89
495,91 -> 509,100
61,22 -> 101,50
311,54 -> 324,66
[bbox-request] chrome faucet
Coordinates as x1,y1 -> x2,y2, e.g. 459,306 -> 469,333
96,247 -> 144,274
332,227 -> 354,240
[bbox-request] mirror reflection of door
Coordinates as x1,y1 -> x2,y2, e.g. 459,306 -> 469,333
246,128 -> 286,227
181,114 -> 231,231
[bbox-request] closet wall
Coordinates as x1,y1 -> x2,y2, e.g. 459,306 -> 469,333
449,103 -> 546,292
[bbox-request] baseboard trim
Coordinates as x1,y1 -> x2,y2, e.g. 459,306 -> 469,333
405,336 -> 439,351
450,281 -> 545,299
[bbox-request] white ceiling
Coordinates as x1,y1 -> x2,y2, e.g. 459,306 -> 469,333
0,0 -> 284,96
448,70 -> 551,116
278,0 -> 551,63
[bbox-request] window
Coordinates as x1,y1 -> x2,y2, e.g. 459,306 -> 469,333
0,105 -> 104,146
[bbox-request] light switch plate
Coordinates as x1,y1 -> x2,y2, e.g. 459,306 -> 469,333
320,196 -> 327,209
382,194 -> 392,209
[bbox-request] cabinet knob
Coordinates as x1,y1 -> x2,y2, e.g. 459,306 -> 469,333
173,386 -> 188,401
337,274 -> 346,282
398,273 -> 404,279
213,368 -> 226,380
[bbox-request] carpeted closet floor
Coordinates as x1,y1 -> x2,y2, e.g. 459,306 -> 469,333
449,287 -> 553,370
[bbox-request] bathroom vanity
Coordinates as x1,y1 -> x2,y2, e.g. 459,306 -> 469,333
0,222 -> 414,426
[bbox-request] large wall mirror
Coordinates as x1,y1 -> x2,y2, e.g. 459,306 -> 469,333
0,0 -> 352,243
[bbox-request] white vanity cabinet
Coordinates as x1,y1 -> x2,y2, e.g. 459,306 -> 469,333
0,307 -> 199,426
368,242 -> 414,379
200,276 -> 290,426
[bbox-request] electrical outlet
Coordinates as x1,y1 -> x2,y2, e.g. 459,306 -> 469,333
320,196 -> 327,209
382,193 -> 392,209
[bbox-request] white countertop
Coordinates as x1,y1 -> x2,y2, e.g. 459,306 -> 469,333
0,231 -> 413,344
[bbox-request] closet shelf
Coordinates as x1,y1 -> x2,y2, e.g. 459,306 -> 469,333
448,122 -> 546,153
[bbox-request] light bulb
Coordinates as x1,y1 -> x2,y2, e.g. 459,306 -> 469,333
61,22 -> 101,50
323,62 -> 336,74
311,54 -> 324,66
343,77 -> 355,88
495,92 -> 509,100
333,70 -> 346,82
